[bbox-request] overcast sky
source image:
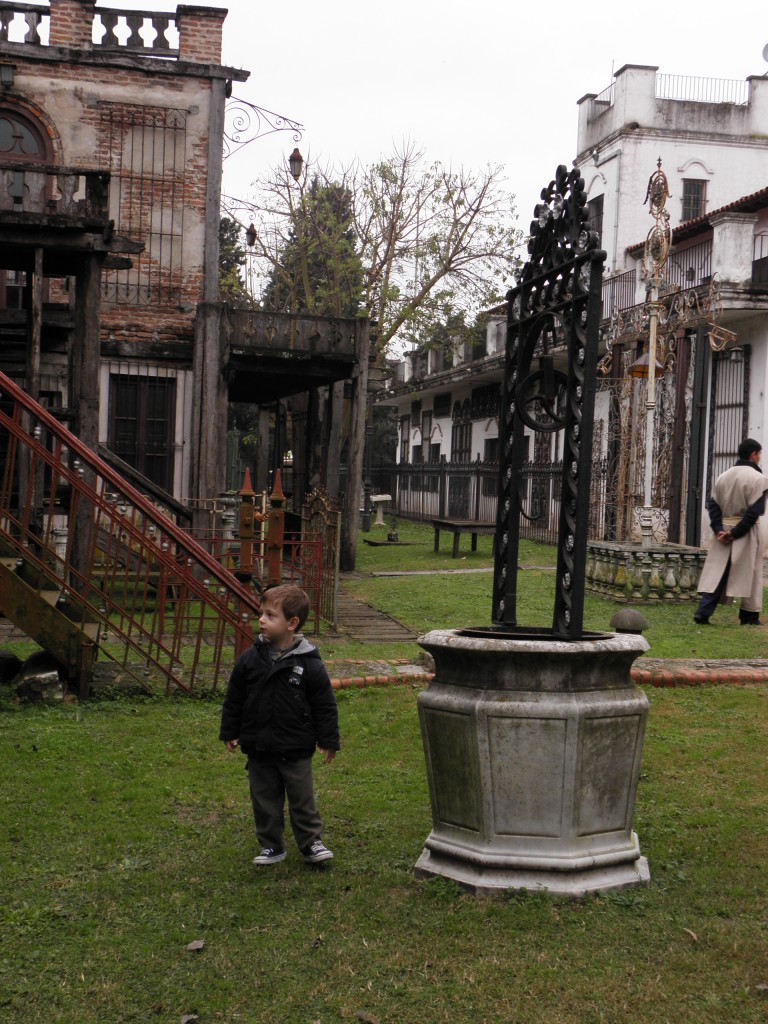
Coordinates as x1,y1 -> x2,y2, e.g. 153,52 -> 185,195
202,0 -> 768,226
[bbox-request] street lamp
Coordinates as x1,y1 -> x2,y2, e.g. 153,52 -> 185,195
288,147 -> 304,181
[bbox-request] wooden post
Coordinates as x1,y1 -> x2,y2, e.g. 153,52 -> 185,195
70,253 -> 103,592
233,468 -> 262,657
326,380 -> 345,500
340,318 -> 370,571
256,406 -> 271,493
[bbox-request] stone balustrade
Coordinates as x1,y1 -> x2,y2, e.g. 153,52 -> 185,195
586,540 -> 706,603
0,3 -> 179,54
0,162 -> 110,221
0,2 -> 46,45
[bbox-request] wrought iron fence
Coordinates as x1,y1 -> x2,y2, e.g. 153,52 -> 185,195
365,460 -> 573,545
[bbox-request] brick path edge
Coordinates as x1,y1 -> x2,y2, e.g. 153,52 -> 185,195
330,669 -> 768,690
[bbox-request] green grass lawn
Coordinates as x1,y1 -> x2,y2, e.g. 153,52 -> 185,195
330,521 -> 768,663
1,521 -> 765,673
1,684 -> 767,1023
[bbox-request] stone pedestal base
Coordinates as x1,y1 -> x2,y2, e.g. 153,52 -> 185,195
415,628 -> 650,897
415,846 -> 650,896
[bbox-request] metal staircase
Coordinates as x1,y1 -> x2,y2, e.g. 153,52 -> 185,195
0,370 -> 260,697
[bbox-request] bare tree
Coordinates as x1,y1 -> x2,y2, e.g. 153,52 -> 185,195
224,143 -> 522,567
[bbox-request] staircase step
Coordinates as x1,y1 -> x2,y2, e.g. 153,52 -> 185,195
82,622 -> 100,641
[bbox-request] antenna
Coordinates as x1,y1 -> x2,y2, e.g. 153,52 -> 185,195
763,42 -> 768,63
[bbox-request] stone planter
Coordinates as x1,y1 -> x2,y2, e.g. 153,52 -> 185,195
415,628 -> 650,896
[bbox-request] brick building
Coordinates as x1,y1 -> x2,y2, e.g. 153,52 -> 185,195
0,0 -> 248,508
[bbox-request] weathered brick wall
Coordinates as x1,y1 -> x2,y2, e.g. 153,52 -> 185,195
177,6 -> 226,64
100,312 -> 195,348
12,52 -> 215,340
48,0 -> 97,49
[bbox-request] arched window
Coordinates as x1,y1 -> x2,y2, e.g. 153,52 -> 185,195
0,107 -> 50,162
0,105 -> 53,310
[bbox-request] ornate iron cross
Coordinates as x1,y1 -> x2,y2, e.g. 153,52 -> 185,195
493,165 -> 606,638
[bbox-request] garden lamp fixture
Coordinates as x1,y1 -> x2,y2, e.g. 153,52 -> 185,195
245,222 -> 257,247
627,350 -> 664,380
289,147 -> 304,181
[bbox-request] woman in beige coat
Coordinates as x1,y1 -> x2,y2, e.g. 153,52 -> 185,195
694,438 -> 768,625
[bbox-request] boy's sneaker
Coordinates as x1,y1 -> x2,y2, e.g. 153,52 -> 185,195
302,840 -> 333,864
252,848 -> 286,866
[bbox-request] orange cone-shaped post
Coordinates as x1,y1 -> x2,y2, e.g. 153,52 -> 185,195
266,470 -> 285,586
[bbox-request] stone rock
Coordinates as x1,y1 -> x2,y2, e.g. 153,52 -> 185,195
15,651 -> 67,703
610,608 -> 650,634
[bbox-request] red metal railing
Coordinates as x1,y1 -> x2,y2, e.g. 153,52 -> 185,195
0,370 -> 259,694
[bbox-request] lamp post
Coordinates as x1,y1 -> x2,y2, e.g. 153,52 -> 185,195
636,159 -> 671,547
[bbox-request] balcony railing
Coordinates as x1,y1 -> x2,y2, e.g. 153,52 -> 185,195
0,161 -> 110,222
665,239 -> 713,290
601,269 -> 636,316
0,3 -> 180,55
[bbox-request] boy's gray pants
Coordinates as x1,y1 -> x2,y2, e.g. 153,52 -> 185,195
247,755 -> 323,852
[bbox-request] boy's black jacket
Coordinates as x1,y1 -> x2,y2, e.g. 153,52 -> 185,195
219,635 -> 340,757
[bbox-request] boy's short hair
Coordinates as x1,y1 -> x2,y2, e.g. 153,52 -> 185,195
262,584 -> 310,630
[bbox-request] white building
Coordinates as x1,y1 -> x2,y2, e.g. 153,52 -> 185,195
382,65 -> 768,548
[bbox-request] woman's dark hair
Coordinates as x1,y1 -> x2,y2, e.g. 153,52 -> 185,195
738,438 -> 762,461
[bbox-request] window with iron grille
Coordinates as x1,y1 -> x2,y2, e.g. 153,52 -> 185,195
425,442 -> 441,491
99,103 -> 189,305
586,194 -> 604,245
451,401 -> 472,463
420,411 -> 433,452
471,383 -> 501,421
482,437 -> 499,495
682,179 -> 707,222
108,374 -> 176,491
399,415 -> 410,462
433,392 -> 451,418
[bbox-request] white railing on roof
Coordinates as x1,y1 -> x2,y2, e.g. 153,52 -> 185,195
656,74 -> 750,105
587,82 -> 615,120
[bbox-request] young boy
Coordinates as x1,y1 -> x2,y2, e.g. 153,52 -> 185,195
219,583 -> 340,866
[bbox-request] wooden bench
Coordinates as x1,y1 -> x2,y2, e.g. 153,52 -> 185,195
431,518 -> 496,558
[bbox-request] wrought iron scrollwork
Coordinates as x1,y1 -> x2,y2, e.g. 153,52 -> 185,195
223,96 -> 304,160
493,165 -> 606,637
515,343 -> 568,433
